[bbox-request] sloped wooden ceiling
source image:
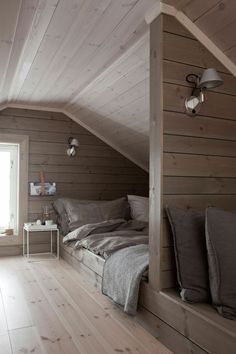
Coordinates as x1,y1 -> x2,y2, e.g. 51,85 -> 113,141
0,0 -> 155,170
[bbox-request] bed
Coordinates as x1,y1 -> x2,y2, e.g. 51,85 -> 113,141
54,196 -> 149,314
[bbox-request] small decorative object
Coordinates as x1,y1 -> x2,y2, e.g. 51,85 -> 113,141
42,205 -> 51,225
67,137 -> 79,157
30,182 -> 56,196
36,219 -> 42,225
45,219 -> 53,226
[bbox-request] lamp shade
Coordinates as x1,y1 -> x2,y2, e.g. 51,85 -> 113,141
198,68 -> 223,89
68,137 -> 79,147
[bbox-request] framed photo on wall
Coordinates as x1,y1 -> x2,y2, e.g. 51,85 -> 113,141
29,182 -> 56,196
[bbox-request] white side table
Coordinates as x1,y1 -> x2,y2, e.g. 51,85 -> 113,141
23,224 -> 59,261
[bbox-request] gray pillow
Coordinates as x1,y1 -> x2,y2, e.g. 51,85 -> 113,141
64,197 -> 128,231
127,195 -> 149,222
53,198 -> 112,235
53,198 -> 70,235
206,207 -> 236,319
166,206 -> 209,303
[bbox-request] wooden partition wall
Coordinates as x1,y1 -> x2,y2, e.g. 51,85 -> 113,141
161,15 -> 236,290
149,15 -> 236,291
142,13 -> 236,353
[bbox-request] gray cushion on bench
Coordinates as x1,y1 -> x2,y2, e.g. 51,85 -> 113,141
166,206 -> 209,303
206,207 -> 236,319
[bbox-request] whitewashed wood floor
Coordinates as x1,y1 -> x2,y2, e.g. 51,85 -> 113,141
0,256 -> 171,354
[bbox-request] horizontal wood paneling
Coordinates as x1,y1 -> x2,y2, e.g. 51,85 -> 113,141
164,176 -> 236,195
0,127 -> 107,145
161,16 -> 236,289
28,172 -> 147,184
0,114 -> 86,134
29,164 -> 146,176
164,111 -> 236,141
164,82 -> 236,120
163,14 -> 194,39
30,154 -> 136,167
163,60 -> 236,96
3,108 -> 71,121
164,134 -> 236,157
0,108 -> 148,249
164,195 -> 236,212
163,31 -> 228,73
164,153 -> 236,177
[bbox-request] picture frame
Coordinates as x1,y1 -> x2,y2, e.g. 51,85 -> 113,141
29,182 -> 56,196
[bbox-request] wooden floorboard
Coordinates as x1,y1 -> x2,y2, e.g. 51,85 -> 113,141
0,256 -> 171,354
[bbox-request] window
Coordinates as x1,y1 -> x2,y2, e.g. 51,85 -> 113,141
0,144 -> 19,234
0,134 -> 28,243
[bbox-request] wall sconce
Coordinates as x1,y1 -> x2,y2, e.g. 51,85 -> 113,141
67,137 -> 79,157
185,68 -> 223,115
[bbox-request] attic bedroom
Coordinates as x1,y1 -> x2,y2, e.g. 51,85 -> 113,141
0,1 -> 236,353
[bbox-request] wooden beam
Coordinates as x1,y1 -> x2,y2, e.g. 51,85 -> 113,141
148,14 -> 163,291
145,2 -> 236,78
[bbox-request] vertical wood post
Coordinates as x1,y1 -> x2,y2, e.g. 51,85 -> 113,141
149,15 -> 163,291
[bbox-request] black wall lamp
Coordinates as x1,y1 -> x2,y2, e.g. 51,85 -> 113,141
185,68 -> 223,115
67,137 -> 79,157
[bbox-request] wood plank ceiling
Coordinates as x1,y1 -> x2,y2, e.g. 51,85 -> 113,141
0,0 -> 236,170
0,0 -> 155,170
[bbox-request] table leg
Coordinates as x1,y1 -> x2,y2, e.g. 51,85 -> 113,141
27,230 -> 29,260
23,228 -> 25,256
50,230 -> 52,254
57,230 -> 59,259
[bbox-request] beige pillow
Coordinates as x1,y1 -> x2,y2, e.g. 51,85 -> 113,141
127,195 -> 149,222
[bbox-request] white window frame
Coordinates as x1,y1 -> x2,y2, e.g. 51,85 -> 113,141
0,134 -> 28,246
0,144 -> 19,234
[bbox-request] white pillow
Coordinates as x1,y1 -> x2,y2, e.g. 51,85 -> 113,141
127,195 -> 149,222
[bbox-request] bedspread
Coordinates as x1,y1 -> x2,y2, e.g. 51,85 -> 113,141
102,244 -> 149,315
63,219 -> 148,258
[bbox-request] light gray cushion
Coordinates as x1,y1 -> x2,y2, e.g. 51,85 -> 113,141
206,207 -> 236,319
64,197 -> 128,231
128,195 -> 149,222
166,206 -> 209,303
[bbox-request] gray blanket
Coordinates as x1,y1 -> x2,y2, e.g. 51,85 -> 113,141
63,219 -> 148,258
102,244 -> 149,315
75,231 -> 148,258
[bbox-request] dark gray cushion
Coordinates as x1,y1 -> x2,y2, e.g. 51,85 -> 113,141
64,197 -> 129,231
206,207 -> 236,319
166,206 -> 209,303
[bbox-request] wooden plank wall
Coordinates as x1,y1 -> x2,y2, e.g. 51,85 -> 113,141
161,15 -> 236,289
0,107 -> 148,251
